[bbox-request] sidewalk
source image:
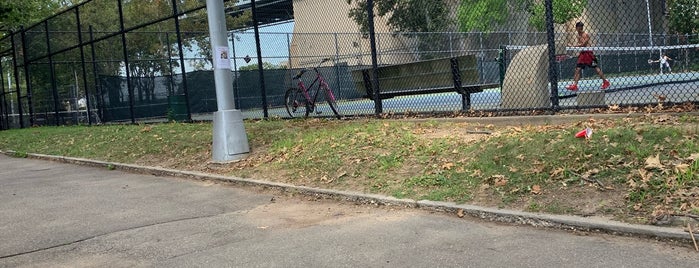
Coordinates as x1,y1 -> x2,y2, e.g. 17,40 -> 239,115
4,149 -> 695,246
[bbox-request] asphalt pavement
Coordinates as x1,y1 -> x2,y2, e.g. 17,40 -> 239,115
1,154 -> 698,267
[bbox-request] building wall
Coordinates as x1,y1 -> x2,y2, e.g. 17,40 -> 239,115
289,0 -> 418,67
288,0 -> 667,67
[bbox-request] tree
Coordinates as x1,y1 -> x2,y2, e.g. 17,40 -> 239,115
457,0 -> 523,32
666,0 -> 699,40
238,61 -> 287,71
456,0 -> 587,32
0,0 -> 65,34
346,0 -> 451,33
346,0 -> 452,60
527,0 -> 586,31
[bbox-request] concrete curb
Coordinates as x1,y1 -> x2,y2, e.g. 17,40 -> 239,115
2,150 -> 694,244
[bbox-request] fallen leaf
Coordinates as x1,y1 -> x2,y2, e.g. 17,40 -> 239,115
644,154 -> 664,170
493,175 -> 508,187
675,164 -> 690,174
531,185 -> 542,195
550,168 -> 565,178
633,203 -> 642,211
442,162 -> 454,170
457,209 -> 465,218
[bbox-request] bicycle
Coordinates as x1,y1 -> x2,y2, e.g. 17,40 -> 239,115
284,58 -> 341,119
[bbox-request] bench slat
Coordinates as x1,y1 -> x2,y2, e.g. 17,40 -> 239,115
351,55 -> 486,100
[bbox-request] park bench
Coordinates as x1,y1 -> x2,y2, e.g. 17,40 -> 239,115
351,55 -> 499,110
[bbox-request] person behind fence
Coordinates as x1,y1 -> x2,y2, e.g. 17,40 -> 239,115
650,54 -> 673,74
565,22 -> 610,91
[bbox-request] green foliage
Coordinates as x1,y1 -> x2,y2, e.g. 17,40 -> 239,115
346,0 -> 451,33
528,0 -> 587,31
0,0 -> 64,34
457,0 -> 586,32
346,0 -> 452,60
667,0 -> 699,38
239,62 -> 288,71
457,0 -> 523,32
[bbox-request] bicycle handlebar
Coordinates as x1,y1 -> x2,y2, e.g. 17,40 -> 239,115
292,58 -> 332,80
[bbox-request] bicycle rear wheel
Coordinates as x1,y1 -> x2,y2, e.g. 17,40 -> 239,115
285,88 -> 309,118
322,86 -> 341,119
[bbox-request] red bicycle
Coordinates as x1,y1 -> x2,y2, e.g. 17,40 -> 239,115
284,58 -> 341,118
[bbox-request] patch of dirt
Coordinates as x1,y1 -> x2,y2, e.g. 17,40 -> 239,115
241,195 -> 411,230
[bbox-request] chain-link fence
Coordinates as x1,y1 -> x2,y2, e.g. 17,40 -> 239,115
1,0 -> 698,129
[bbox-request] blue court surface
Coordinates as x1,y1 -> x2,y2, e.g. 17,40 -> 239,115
236,71 -> 698,119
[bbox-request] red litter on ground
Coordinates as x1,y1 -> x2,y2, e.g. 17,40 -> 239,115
575,128 -> 593,139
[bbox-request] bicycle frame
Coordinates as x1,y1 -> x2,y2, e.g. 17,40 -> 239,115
295,69 -> 329,111
293,60 -> 337,112
285,58 -> 341,118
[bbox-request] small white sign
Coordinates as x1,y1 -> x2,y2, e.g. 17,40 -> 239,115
215,46 -> 231,70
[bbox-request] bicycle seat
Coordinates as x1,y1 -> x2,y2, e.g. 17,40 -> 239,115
292,69 -> 307,80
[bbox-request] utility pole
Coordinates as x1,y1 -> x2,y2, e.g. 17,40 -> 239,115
206,0 -> 250,162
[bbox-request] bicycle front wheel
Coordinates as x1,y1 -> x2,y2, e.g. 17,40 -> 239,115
322,86 -> 341,119
285,88 -> 309,118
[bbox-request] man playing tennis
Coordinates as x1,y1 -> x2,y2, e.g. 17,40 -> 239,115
649,54 -> 673,74
565,22 -> 610,91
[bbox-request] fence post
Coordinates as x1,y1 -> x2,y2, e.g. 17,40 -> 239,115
0,60 -> 6,130
544,0 -> 559,111
231,34 -> 240,109
251,0 -> 269,119
44,21 -> 61,126
117,0 -> 135,124
11,30 -> 25,128
171,0 -> 192,121
76,6 -> 93,125
367,0 -> 382,114
20,27 -> 36,127
334,33 -> 342,99
88,26 -> 104,122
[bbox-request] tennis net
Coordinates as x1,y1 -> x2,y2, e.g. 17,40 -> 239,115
502,44 -> 699,82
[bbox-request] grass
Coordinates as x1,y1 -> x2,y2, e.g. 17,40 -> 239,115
1,113 -> 698,225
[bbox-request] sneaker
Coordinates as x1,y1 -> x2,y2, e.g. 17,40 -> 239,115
565,84 -> 578,91
601,80 -> 610,90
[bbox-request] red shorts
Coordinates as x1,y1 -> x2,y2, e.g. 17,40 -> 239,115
577,51 -> 599,68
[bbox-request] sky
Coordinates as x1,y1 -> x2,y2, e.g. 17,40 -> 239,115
229,21 -> 295,70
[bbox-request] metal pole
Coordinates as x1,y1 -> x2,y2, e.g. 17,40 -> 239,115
76,6 -> 93,125
166,32 -> 175,95
89,26 -> 104,122
171,0 -> 192,121
251,0 -> 268,119
15,28 -> 27,127
206,0 -> 249,162
22,29 -> 34,127
286,33 -> 292,69
45,21 -> 61,126
0,62 -> 6,129
545,0 -> 559,111
645,0 -> 653,47
230,34 -> 239,109
117,0 -> 135,124
334,33 -> 341,99
367,0 -> 382,114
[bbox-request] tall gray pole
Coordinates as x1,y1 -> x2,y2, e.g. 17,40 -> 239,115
206,0 -> 250,162
644,0 -> 653,47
